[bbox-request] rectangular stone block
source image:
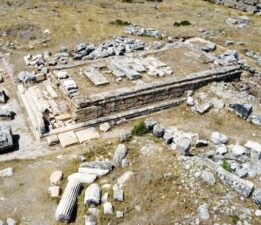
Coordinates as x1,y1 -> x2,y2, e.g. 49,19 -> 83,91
58,131 -> 79,147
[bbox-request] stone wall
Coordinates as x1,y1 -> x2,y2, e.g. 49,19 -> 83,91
205,0 -> 261,14
70,66 -> 242,122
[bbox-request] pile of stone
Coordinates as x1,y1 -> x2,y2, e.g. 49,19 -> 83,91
200,132 -> 261,206
201,42 -> 216,52
228,102 -> 261,125
238,59 -> 261,78
144,118 -> 198,156
226,16 -> 250,29
48,170 -> 63,198
205,0 -> 261,14
0,124 -> 13,152
72,36 -> 147,60
107,56 -> 172,80
24,50 -> 67,69
245,50 -> 261,66
55,144 -> 132,223
146,118 -> 261,207
214,50 -> 240,66
125,25 -> 164,39
54,71 -> 78,99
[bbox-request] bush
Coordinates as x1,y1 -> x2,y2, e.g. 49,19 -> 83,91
110,19 -> 132,26
131,121 -> 149,136
221,160 -> 232,172
122,0 -> 134,3
173,20 -> 191,27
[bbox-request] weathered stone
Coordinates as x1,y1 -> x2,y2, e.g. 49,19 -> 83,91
255,210 -> 261,217
68,173 -> 97,184
58,131 -> 79,147
176,137 -> 191,155
217,168 -> 254,197
198,203 -> 209,220
85,215 -> 96,225
112,144 -> 127,167
99,122 -> 111,132
196,139 -> 208,148
117,171 -> 134,187
121,158 -> 129,168
211,132 -> 228,145
119,131 -> 132,143
0,167 -> 13,177
80,161 -> 113,171
163,133 -> 173,144
75,128 -> 100,144
187,97 -> 195,106
228,103 -> 252,120
103,202 -> 113,215
144,117 -> 157,131
116,211 -> 124,218
201,42 -> 216,52
252,188 -> 261,207
113,187 -> 124,202
245,141 -> 261,160
200,171 -> 216,185
196,103 -> 213,114
88,208 -> 100,217
85,69 -> 109,86
249,114 -> 261,126
47,135 -> 59,146
235,167 -> 248,178
232,144 -> 246,157
152,124 -> 165,138
84,183 -> 101,207
101,192 -> 108,203
0,124 -> 13,152
50,171 -> 63,185
55,179 -> 81,223
6,218 -> 16,225
48,186 -> 61,198
216,144 -> 227,155
78,167 -> 109,176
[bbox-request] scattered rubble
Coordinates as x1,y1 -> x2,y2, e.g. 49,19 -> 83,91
226,16 -> 250,29
0,167 -> 13,177
125,25 -> 164,39
0,124 -> 13,152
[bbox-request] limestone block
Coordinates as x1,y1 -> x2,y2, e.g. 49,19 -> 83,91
58,131 -> 79,147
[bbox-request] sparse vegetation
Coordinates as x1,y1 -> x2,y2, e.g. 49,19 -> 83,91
173,20 -> 191,27
231,214 -> 240,224
110,19 -> 132,26
221,160 -> 232,172
131,121 -> 149,136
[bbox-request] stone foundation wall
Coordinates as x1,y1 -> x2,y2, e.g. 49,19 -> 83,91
205,0 -> 261,14
71,66 -> 242,122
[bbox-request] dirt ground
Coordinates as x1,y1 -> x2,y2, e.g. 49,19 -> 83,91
0,0 -> 261,225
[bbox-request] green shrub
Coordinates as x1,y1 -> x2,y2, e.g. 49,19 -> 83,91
221,160 -> 232,172
110,19 -> 132,26
122,0 -> 134,3
231,214 -> 240,224
131,121 -> 149,136
173,20 -> 191,27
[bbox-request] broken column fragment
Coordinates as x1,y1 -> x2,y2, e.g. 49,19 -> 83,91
112,144 -> 127,167
55,179 -> 81,223
84,183 -> 101,207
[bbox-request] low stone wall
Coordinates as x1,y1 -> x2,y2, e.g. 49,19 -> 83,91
205,0 -> 261,14
71,66 -> 242,122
